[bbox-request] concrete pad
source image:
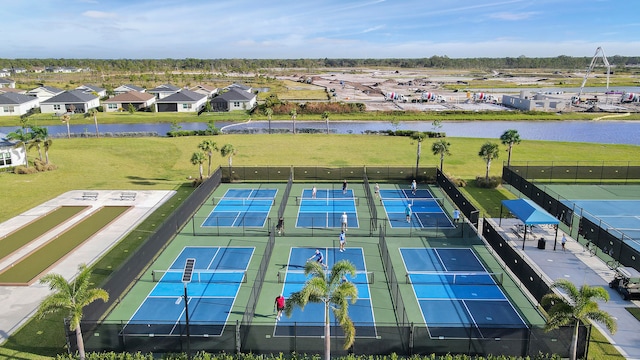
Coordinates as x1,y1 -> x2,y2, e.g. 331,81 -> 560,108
0,190 -> 175,344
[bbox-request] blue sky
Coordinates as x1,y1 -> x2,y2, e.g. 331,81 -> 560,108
3,0 -> 640,59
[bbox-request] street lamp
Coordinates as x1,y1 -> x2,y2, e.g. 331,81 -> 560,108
182,258 -> 196,359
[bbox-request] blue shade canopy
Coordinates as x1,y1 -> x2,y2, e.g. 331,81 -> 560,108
502,199 -> 560,225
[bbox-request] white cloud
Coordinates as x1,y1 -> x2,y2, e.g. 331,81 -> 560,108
82,10 -> 116,19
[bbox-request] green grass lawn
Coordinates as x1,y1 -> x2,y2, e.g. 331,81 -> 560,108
1,134 -> 638,359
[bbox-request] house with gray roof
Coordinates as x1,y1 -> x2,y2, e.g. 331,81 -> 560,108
0,78 -> 16,88
0,132 -> 26,168
190,84 -> 218,99
40,90 -> 99,114
0,93 -> 40,117
147,84 -> 180,99
155,89 -> 207,113
113,84 -> 146,95
26,86 -> 64,102
76,84 -> 107,98
102,91 -> 156,113
210,88 -> 257,112
225,83 -> 252,93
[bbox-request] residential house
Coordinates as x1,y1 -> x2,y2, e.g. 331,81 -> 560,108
0,78 -> 16,88
225,83 -> 252,93
40,90 -> 99,114
147,84 -> 180,99
0,133 -> 26,168
26,86 -> 64,102
0,69 -> 10,77
113,84 -> 146,95
0,88 -> 27,95
0,93 -> 40,116
210,88 -> 257,112
11,67 -> 27,74
102,91 -> 156,113
76,84 -> 107,98
155,89 -> 207,113
189,84 -> 218,99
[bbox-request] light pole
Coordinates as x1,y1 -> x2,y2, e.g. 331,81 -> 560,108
182,258 -> 196,360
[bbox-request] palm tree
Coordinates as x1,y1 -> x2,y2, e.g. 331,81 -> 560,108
86,108 -> 100,138
478,142 -> 500,180
36,264 -> 109,360
6,128 -> 33,168
500,129 -> 521,167
61,113 -> 71,139
220,144 -> 237,175
322,111 -> 330,134
190,151 -> 206,180
29,126 -> 49,162
285,259 -> 358,360
542,279 -> 616,360
290,109 -> 297,134
43,137 -> 53,164
197,139 -> 217,176
410,131 -> 428,178
431,139 -> 451,171
264,108 -> 273,134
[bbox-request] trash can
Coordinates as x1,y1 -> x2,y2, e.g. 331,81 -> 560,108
537,238 -> 546,249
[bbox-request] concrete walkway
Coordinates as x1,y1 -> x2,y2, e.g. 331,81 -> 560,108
492,218 -> 640,360
0,190 -> 174,344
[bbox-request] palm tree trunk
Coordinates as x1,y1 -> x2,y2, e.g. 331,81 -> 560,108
324,300 -> 330,360
415,140 -> 422,177
507,144 -> 512,167
207,156 -> 212,176
326,119 -> 329,134
66,121 -> 70,139
440,153 -> 444,170
22,143 -> 28,168
485,159 -> 491,180
199,164 -> 203,180
94,113 -> 99,138
571,319 -> 579,360
76,326 -> 86,360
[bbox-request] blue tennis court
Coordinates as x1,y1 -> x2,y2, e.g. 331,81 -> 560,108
296,189 -> 359,228
202,188 -> 277,227
400,248 -> 527,339
274,247 -> 376,338
565,199 -> 640,243
380,189 -> 454,228
122,246 -> 254,336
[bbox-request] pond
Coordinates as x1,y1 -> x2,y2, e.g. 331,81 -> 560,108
1,120 -> 639,146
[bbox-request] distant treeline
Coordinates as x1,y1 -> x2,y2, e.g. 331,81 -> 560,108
1,55 -> 640,73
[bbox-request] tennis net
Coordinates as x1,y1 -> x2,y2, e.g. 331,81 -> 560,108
152,269 -> 247,283
277,270 -> 374,284
295,196 -> 359,206
406,272 -> 503,286
212,197 -> 275,206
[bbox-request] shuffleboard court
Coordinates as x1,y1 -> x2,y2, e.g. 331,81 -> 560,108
202,188 -> 277,227
122,246 -> 254,337
274,247 -> 376,338
296,189 -> 359,228
380,189 -> 453,229
400,248 -> 527,339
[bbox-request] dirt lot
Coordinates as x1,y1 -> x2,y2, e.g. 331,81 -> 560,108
279,68 -> 640,112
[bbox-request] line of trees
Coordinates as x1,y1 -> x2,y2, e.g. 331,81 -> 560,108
2,55 -> 640,73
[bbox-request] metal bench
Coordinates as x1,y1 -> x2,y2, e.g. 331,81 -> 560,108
120,192 -> 137,201
82,192 -> 99,201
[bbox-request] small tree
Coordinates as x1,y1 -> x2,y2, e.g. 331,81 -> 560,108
61,113 -> 71,139
127,103 -> 135,114
322,111 -> 330,134
542,279 -> 617,360
28,126 -> 49,162
390,117 -> 400,132
290,109 -> 297,134
431,119 -> 443,133
431,139 -> 451,171
37,264 -> 109,360
478,142 -> 500,180
6,128 -> 33,168
198,139 -> 218,176
220,144 -> 237,175
85,108 -> 99,138
264,108 -> 273,134
190,151 -> 206,180
500,129 -> 521,167
410,131 -> 428,179
285,260 -> 358,360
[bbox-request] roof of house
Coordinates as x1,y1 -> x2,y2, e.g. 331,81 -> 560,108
213,88 -> 256,102
148,84 -> 180,92
103,91 -> 155,103
190,84 -> 217,92
115,84 -> 145,92
0,92 -> 38,105
225,83 -> 251,91
0,88 -> 27,94
29,86 -> 64,94
76,84 -> 106,93
157,89 -> 206,103
42,89 -> 98,104
0,78 -> 15,84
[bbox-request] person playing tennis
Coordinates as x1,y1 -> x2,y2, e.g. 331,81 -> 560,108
308,249 -> 328,269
